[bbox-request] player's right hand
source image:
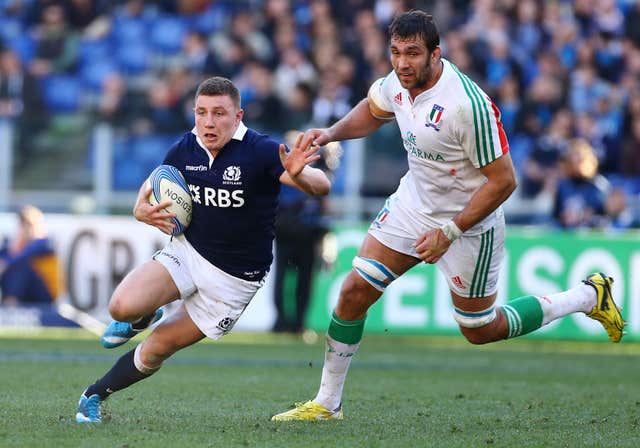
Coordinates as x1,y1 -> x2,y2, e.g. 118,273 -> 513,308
133,183 -> 177,235
301,128 -> 331,150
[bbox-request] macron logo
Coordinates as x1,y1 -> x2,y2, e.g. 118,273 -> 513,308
186,165 -> 208,171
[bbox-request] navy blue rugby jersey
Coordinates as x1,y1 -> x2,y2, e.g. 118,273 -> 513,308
162,122 -> 285,281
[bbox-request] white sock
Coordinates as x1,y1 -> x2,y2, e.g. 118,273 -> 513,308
313,335 -> 360,411
537,283 -> 597,326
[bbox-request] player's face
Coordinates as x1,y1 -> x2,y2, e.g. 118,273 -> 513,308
389,35 -> 436,93
194,94 -> 243,152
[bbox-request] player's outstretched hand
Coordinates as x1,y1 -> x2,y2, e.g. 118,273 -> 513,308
414,228 -> 452,264
300,128 -> 331,150
279,133 -> 321,178
134,183 -> 177,235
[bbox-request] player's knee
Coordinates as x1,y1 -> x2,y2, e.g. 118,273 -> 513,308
108,293 -> 132,321
108,288 -> 146,321
351,256 -> 398,293
141,334 -> 178,363
454,306 -> 500,345
459,326 -> 499,345
337,273 -> 378,319
136,343 -> 163,373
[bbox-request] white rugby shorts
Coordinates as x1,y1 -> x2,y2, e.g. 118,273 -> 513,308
368,195 -> 505,298
154,235 -> 265,339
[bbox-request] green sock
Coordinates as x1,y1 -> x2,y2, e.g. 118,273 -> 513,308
500,296 -> 543,339
327,312 -> 366,344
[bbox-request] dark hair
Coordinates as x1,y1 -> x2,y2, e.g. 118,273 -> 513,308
388,10 -> 440,53
195,76 -> 241,108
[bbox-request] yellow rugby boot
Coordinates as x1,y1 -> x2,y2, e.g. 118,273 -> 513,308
271,401 -> 343,421
582,273 -> 626,343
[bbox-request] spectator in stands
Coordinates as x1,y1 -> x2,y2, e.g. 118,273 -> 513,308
95,73 -> 130,130
204,35 -> 250,79
273,131 -> 331,333
284,82 -> 315,131
620,114 -> 640,176
0,205 -> 62,306
494,75 -> 521,136
179,31 -> 210,75
137,70 -> 192,135
312,70 -> 352,127
64,0 -> 105,30
603,187 -> 636,230
235,61 -> 288,134
274,47 -> 318,104
518,74 -> 564,137
29,2 -> 79,77
626,0 -> 640,46
521,109 -> 572,199
553,139 -> 609,228
0,48 -> 49,168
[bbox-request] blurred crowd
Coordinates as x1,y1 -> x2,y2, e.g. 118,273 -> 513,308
0,0 -> 639,228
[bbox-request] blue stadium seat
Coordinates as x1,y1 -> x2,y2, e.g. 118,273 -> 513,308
112,134 -> 180,190
5,33 -> 35,63
112,15 -> 149,46
113,160 -> 148,190
149,15 -> 187,55
41,75 -> 82,113
0,16 -> 23,40
80,60 -> 118,91
189,5 -> 229,34
78,38 -> 113,65
116,43 -> 151,75
132,135 -> 178,165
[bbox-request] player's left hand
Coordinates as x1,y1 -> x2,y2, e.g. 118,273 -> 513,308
414,228 -> 452,264
279,133 -> 321,178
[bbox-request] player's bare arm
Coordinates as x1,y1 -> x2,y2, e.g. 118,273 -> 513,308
133,181 -> 177,235
279,133 -> 331,196
299,99 -> 390,150
415,153 -> 517,264
452,152 -> 517,232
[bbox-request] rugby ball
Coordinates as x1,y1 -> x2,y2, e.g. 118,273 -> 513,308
147,165 -> 192,236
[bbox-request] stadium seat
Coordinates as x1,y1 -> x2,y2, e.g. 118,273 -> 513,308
113,159 -> 148,190
5,33 -> 35,63
149,15 -> 187,55
112,15 -> 149,46
116,43 -> 151,75
0,15 -> 23,40
189,5 -> 230,34
78,38 -> 113,65
112,134 -> 179,189
80,60 -> 119,91
132,135 -> 178,165
41,75 -> 82,113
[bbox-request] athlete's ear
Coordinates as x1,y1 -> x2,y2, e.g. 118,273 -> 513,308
432,47 -> 441,60
235,108 -> 244,123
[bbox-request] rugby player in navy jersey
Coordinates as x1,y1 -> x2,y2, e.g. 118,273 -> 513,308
75,76 -> 331,423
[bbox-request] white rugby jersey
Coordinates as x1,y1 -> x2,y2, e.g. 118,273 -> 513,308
368,58 -> 509,234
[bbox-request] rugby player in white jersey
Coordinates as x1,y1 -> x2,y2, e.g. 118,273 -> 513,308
75,77 -> 331,423
272,10 -> 625,421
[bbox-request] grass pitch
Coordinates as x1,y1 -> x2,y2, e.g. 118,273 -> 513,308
0,328 -> 639,448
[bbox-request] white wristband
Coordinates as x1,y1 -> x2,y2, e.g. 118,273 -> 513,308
441,220 -> 462,242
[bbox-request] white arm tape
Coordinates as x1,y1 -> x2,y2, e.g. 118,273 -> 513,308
441,220 -> 462,242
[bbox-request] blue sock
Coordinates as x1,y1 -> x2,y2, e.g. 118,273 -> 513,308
85,349 -> 150,399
